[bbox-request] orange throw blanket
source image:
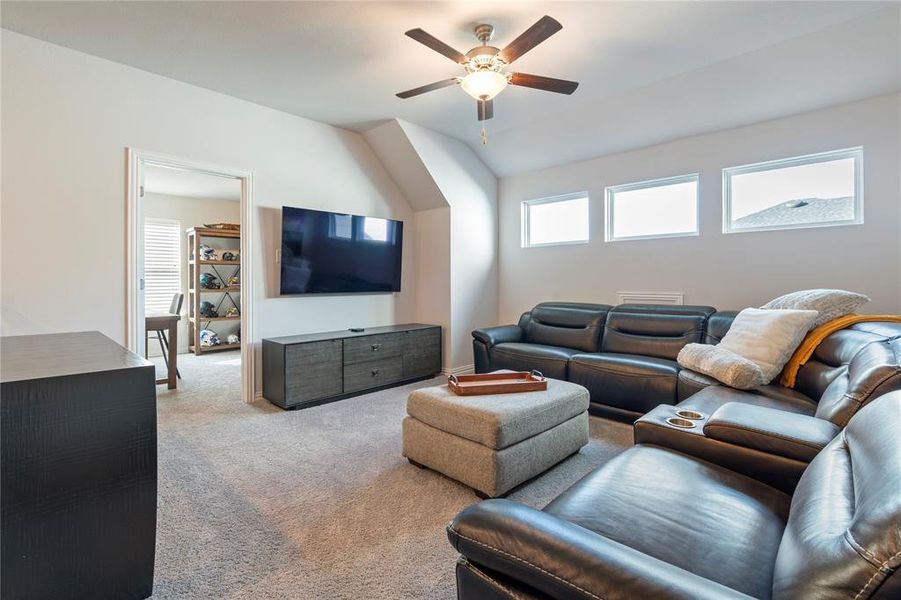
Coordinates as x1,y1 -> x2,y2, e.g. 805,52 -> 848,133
779,314 -> 901,388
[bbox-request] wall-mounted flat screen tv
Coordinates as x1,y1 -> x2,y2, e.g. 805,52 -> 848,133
280,206 -> 403,294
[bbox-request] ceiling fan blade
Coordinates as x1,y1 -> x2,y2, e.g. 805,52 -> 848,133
396,78 -> 459,99
477,99 -> 494,121
405,28 -> 467,64
509,72 -> 579,95
499,16 -> 562,64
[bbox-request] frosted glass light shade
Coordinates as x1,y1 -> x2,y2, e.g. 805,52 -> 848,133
460,70 -> 507,100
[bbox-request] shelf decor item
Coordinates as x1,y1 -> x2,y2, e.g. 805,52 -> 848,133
199,329 -> 221,347
203,222 -> 240,231
199,273 -> 221,289
187,226 -> 242,354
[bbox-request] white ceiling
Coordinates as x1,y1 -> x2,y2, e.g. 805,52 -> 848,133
144,165 -> 240,201
3,1 -> 899,176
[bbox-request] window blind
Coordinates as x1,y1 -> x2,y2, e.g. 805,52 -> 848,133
144,218 -> 182,315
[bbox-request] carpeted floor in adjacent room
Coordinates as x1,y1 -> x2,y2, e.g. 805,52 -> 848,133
149,351 -> 633,599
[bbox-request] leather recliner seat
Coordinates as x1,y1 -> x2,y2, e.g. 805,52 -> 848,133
568,304 -> 715,420
473,302 -> 611,380
447,391 -> 901,600
677,321 -> 901,427
633,321 -> 901,493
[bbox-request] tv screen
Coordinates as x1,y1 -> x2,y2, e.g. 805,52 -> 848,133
280,206 -> 403,294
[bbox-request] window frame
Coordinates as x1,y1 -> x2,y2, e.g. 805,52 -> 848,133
604,173 -> 700,242
143,217 -> 182,316
722,147 -> 864,235
520,191 -> 590,248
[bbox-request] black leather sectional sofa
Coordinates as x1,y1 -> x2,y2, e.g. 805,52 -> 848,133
455,302 -> 901,599
473,302 -> 901,423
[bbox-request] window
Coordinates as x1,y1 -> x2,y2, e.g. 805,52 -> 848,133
144,218 -> 182,315
723,147 -> 863,234
605,174 -> 699,241
521,193 -> 589,247
362,217 -> 389,242
329,214 -> 353,239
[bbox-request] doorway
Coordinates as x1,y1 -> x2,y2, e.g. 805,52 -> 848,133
126,149 -> 254,403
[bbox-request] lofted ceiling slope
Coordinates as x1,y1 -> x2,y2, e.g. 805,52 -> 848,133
2,1 -> 898,176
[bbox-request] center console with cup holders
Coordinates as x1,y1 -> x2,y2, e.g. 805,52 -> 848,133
634,402 -> 840,493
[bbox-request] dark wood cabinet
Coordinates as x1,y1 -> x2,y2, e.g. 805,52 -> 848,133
263,323 -> 441,409
1,331 -> 157,600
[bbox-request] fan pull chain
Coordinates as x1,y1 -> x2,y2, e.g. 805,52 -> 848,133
480,126 -> 488,145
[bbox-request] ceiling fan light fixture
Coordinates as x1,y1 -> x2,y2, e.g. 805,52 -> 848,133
460,70 -> 508,101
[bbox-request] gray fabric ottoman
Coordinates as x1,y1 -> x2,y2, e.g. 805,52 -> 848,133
402,376 -> 590,497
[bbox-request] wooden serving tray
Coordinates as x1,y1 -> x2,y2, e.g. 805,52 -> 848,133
448,371 -> 547,396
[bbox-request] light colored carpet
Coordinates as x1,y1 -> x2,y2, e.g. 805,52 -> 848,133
150,352 -> 633,599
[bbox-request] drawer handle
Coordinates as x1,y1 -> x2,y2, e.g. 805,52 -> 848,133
371,343 -> 381,351
371,368 -> 380,377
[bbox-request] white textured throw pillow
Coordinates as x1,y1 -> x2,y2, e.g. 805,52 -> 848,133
718,307 -> 819,383
677,307 -> 819,389
761,289 -> 869,328
677,344 -> 767,389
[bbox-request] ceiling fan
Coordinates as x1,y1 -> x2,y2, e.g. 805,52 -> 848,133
396,15 -> 579,142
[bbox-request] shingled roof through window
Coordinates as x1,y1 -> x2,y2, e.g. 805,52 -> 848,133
733,196 -> 854,229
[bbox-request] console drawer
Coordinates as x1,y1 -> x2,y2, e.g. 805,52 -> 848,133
344,357 -> 403,393
404,328 -> 441,378
344,333 -> 403,365
285,340 -> 343,406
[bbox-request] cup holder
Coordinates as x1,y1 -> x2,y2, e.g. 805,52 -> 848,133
675,409 -> 705,420
666,417 -> 697,429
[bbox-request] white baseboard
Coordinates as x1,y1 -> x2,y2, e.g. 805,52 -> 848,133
442,364 -> 474,376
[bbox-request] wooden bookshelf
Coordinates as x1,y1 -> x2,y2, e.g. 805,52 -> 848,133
186,226 -> 241,355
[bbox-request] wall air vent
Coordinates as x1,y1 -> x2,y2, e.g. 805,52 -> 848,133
617,292 -> 684,305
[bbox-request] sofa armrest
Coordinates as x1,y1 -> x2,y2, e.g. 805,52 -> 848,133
472,325 -> 523,348
704,402 -> 839,462
676,368 -> 720,401
447,499 -> 750,600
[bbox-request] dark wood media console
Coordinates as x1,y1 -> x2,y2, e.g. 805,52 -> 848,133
1,331 -> 157,599
262,323 -> 442,409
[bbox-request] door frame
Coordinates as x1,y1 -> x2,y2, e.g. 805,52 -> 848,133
126,148 -> 255,403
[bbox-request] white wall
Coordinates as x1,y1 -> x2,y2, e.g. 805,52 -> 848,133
363,119 -> 499,371
397,121 -> 498,371
412,207 -> 452,364
498,94 -> 901,322
1,31 -> 417,392
142,192 -> 241,354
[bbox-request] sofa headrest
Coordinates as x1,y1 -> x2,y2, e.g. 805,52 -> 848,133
600,305 -> 715,361
814,337 -> 901,426
774,391 -> 901,598
795,322 -> 901,402
523,303 -> 612,353
704,311 -> 738,344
